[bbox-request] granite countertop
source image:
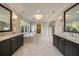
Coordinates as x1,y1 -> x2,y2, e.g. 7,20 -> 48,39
0,33 -> 23,41
54,33 -> 79,44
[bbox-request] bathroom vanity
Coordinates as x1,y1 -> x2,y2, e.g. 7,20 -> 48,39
0,33 -> 24,56
0,4 -> 24,56
53,34 -> 79,56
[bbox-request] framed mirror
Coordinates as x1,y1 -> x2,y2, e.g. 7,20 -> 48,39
64,3 -> 79,33
0,4 -> 12,32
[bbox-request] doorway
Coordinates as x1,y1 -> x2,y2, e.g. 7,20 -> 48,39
37,24 -> 41,33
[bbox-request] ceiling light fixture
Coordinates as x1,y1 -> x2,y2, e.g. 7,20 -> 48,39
34,14 -> 43,20
34,10 -> 43,20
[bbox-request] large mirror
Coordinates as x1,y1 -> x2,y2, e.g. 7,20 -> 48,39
64,3 -> 79,33
0,4 -> 12,32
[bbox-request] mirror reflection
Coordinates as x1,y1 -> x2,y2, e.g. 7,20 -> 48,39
0,5 -> 11,31
65,4 -> 79,33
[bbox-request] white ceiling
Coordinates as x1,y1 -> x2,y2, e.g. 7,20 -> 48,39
6,3 -> 70,23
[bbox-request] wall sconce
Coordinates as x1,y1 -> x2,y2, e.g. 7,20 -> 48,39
58,16 -> 64,22
13,27 -> 16,33
12,12 -> 17,22
13,14 -> 17,20
12,13 -> 17,33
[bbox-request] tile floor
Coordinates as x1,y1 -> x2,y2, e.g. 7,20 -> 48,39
13,34 -> 63,56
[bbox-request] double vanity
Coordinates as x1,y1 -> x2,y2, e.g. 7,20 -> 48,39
0,33 -> 24,56
53,34 -> 79,56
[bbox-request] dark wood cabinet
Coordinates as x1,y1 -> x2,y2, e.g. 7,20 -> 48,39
58,37 -> 65,55
53,35 -> 65,55
53,34 -> 79,56
74,43 -> 79,56
65,39 -> 74,56
10,37 -> 18,55
53,35 -> 58,48
0,34 -> 24,56
0,39 -> 11,56
17,34 -> 23,48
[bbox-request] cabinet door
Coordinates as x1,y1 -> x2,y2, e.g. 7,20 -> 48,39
74,43 -> 79,56
58,37 -> 65,55
65,40 -> 74,56
53,35 -> 58,48
0,39 -> 11,56
76,44 -> 79,56
17,34 -> 23,48
20,35 -> 23,46
10,37 -> 18,55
